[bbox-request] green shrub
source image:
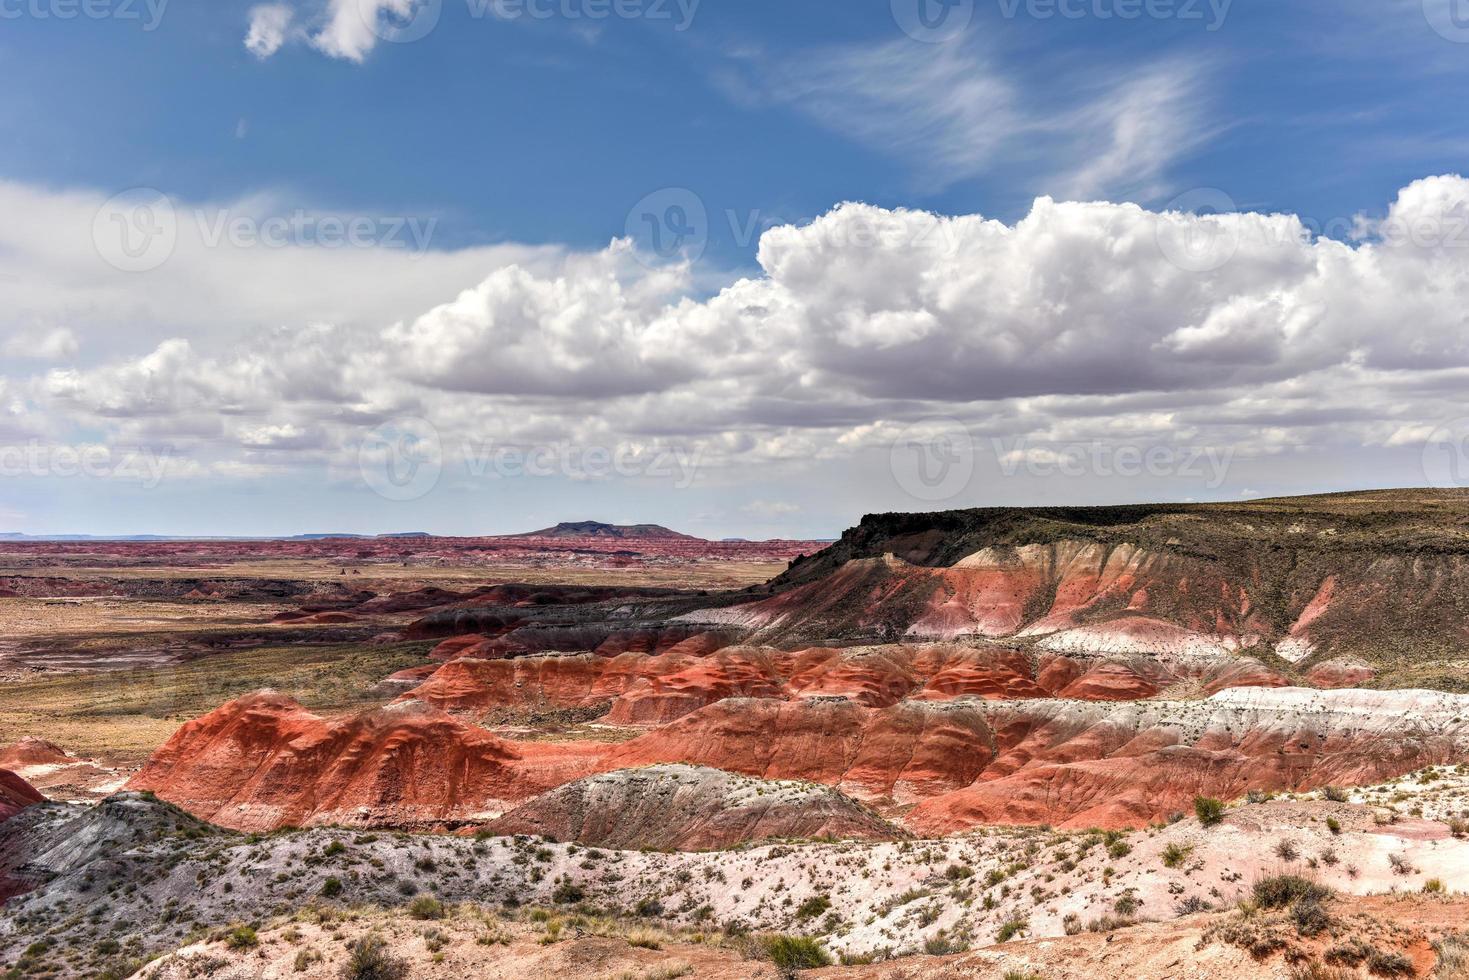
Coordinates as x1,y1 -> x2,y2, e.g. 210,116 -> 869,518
995,917 -> 1029,943
339,936 -> 409,980
552,882 -> 584,904
795,895 -> 831,920
408,895 -> 444,920
1161,843 -> 1192,868
759,935 -> 831,974
1195,797 -> 1226,827
225,926 -> 259,950
320,877 -> 343,898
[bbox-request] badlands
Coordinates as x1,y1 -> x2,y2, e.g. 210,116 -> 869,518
5,494 -> 1469,978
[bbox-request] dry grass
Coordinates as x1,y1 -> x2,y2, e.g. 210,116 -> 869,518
0,639 -> 433,763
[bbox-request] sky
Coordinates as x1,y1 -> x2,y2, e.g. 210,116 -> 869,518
3,0 -> 1469,539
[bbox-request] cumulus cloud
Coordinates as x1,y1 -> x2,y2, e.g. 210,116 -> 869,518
244,3 -> 295,59
312,0 -> 427,62
241,0 -> 434,63
2,327 -> 78,361
10,175 -> 1469,508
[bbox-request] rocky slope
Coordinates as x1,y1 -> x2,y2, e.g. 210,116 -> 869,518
401,641 -> 1291,728
126,685 -> 1469,832
686,490 -> 1469,673
0,771 -> 41,825
4,788 -> 1468,979
488,764 -> 899,849
125,692 -> 603,830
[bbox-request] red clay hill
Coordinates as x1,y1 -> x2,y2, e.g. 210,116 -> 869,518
114,491 -> 1469,841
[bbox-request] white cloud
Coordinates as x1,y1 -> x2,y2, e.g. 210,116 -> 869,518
2,327 -> 78,361
10,175 -> 1469,504
741,500 -> 800,517
312,0 -> 424,63
245,3 -> 295,60
721,40 -> 1212,199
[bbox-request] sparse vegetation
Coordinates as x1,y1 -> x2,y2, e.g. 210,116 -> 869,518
1195,797 -> 1226,827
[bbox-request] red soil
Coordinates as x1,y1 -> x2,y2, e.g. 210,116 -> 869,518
0,770 -> 43,823
125,692 -> 601,831
0,738 -> 72,769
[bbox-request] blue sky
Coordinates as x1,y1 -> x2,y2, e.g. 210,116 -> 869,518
3,0 -> 1469,538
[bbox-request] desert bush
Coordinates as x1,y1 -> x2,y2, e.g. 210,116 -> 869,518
795,895 -> 831,920
552,882 -> 585,904
1276,839 -> 1300,861
1433,933 -> 1469,978
995,917 -> 1030,942
1322,786 -> 1349,803
320,877 -> 343,898
1161,843 -> 1192,869
1288,964 -> 1359,980
339,936 -> 409,980
1367,949 -> 1415,976
1289,896 -> 1331,937
408,895 -> 444,920
759,935 -> 832,976
1326,817 -> 1342,835
1174,895 -> 1213,915
1195,797 -> 1226,827
224,926 -> 258,950
1253,875 -> 1330,909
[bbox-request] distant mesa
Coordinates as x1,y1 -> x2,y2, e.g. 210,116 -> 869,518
511,521 -> 701,541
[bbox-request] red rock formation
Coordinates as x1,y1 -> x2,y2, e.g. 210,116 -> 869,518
428,634 -> 495,661
0,738 -> 72,770
1305,659 -> 1378,688
126,692 -> 601,831
609,699 -> 996,804
604,651 -> 786,725
0,770 -> 43,823
906,687 -> 1469,832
